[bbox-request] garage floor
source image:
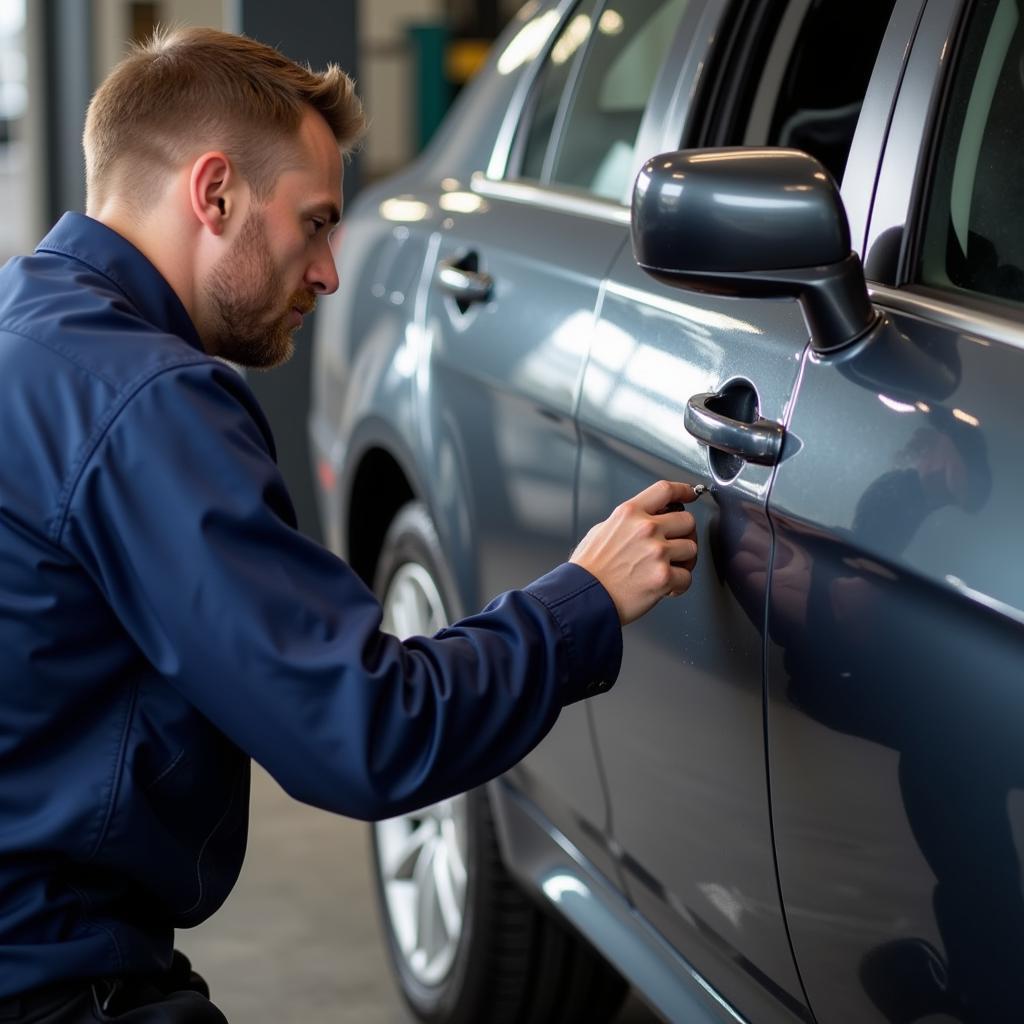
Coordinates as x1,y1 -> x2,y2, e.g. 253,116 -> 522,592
181,765 -> 664,1023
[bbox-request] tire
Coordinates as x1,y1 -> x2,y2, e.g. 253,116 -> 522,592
370,501 -> 629,1024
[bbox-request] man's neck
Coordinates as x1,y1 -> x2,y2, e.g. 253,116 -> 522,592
89,203 -> 203,343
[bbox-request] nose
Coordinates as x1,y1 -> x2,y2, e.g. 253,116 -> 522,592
307,245 -> 340,295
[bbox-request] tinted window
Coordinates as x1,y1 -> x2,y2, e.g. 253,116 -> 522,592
740,0 -> 895,181
515,0 -> 688,202
917,0 -> 1024,308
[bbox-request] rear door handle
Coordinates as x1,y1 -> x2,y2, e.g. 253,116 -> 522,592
684,391 -> 785,466
437,257 -> 493,305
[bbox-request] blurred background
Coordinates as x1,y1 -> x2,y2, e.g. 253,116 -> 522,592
0,3 -> 663,1020
1,0 -> 524,248
0,0 -> 524,543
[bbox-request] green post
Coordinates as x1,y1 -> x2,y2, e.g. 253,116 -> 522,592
407,23 -> 451,152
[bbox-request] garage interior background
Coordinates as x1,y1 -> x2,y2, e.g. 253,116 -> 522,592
0,0 -> 522,542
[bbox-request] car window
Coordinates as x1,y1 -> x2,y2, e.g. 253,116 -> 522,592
515,0 -> 689,202
518,0 -> 604,182
916,0 -> 1024,309
738,0 -> 896,181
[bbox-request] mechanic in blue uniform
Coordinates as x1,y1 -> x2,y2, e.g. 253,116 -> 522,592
0,28 -> 699,1022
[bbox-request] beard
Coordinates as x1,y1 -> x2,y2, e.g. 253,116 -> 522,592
202,209 -> 316,370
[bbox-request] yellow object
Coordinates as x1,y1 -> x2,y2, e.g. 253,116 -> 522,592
446,39 -> 491,84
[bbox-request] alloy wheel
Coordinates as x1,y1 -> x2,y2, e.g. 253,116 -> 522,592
377,561 -> 468,987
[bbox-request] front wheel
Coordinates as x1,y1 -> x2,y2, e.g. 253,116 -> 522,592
370,502 -> 628,1024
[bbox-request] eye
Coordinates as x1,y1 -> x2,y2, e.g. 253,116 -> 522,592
309,217 -> 326,236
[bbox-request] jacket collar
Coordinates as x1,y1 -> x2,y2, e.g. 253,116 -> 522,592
36,212 -> 205,353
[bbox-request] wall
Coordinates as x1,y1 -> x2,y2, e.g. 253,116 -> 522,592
359,0 -> 444,179
92,0 -> 228,80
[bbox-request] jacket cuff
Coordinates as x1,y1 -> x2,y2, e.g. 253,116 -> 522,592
524,562 -> 623,706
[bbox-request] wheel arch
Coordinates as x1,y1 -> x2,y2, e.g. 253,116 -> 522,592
346,447 -> 417,590
340,410 -> 479,616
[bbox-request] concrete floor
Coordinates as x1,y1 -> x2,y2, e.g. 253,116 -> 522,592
181,765 -> 664,1024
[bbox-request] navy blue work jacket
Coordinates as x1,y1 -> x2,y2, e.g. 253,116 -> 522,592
0,213 -> 622,996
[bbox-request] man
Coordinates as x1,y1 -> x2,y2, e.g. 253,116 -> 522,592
0,27 -> 699,1022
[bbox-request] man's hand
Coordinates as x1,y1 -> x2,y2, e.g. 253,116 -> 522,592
570,480 -> 699,625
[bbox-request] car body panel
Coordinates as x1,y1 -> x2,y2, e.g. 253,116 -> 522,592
766,302 -> 1024,1021
419,190 -> 627,877
489,776 -> 750,1024
310,189 -> 438,554
577,244 -> 813,1022
310,1 -> 569,560
762,0 -> 1024,1016
568,6 -> 917,1012
413,0 -> 740,907
309,0 -> 1024,1018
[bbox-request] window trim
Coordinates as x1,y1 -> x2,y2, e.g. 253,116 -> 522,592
860,0 -> 963,283
740,0 -> 814,146
536,0 -> 605,183
871,282 -> 1024,354
903,0 -> 1024,317
486,0 -> 580,182
470,171 -> 632,225
840,0 -> 925,257
486,0 -> 721,208
900,0 -> 983,292
689,0 -> 790,149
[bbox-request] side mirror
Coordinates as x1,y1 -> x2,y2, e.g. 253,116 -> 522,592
631,148 -> 876,351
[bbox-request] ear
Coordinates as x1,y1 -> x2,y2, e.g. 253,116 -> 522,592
189,151 -> 235,235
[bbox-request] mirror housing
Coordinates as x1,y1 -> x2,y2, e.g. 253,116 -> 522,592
632,148 -> 877,351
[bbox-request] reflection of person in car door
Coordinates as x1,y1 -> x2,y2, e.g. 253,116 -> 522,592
723,391 -> 1014,1023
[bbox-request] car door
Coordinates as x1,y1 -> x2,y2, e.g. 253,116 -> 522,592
420,0 -> 694,878
577,1 -> 900,1021
765,0 -> 1024,1019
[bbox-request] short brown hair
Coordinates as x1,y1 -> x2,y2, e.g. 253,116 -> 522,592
83,26 -> 365,213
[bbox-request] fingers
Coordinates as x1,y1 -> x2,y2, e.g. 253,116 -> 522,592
667,565 -> 693,597
657,509 -> 696,539
571,480 -> 702,624
631,479 -> 698,515
664,537 -> 698,565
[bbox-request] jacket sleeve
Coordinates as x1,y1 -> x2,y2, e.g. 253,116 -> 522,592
58,360 -> 622,820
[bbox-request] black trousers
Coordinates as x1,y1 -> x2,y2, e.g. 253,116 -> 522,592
0,953 -> 228,1023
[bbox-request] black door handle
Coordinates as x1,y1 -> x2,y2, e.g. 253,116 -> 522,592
684,391 -> 785,466
437,256 -> 493,305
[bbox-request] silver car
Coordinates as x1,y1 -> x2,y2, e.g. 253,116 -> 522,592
311,0 -> 1024,1020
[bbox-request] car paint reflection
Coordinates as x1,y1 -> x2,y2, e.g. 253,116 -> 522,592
763,313 -> 1024,1020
